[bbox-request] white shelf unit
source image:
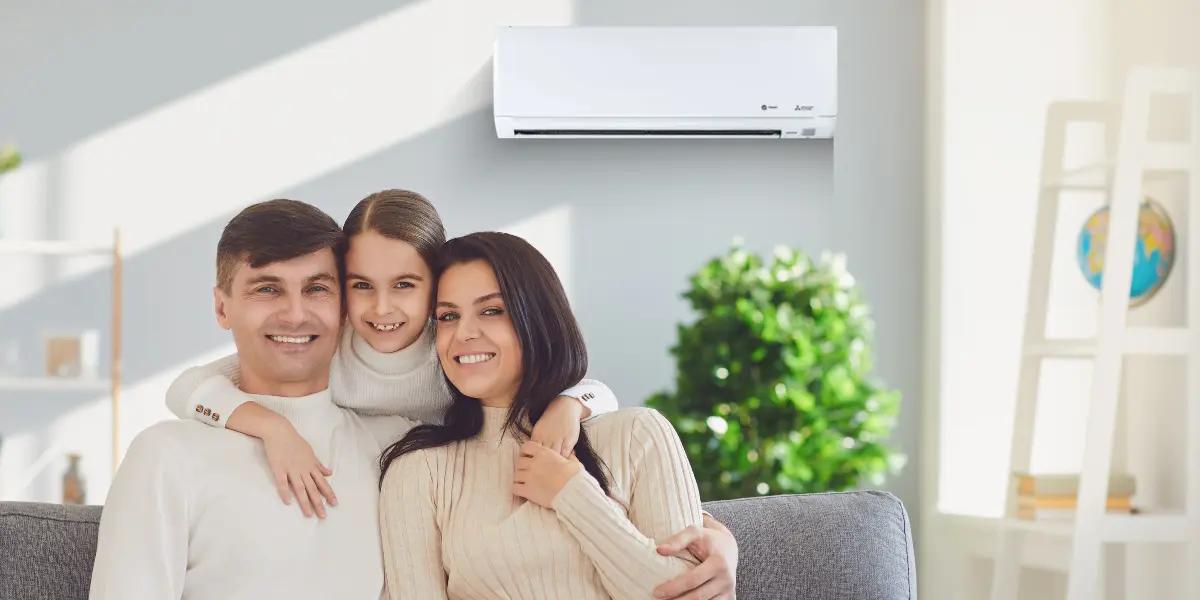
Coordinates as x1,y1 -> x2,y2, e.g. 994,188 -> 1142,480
989,68 -> 1200,600
0,230 -> 123,473
0,377 -> 112,393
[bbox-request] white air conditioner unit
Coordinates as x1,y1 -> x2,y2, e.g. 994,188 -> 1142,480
493,26 -> 837,140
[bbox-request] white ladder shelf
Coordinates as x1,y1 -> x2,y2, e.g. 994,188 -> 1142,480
989,67 -> 1200,600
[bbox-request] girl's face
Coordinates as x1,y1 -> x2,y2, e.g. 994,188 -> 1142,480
433,260 -> 523,406
343,229 -> 433,353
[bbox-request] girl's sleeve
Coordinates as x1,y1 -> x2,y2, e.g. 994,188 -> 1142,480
558,378 -> 619,419
164,354 -> 249,429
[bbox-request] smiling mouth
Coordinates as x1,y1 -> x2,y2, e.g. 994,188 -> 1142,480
266,335 -> 317,344
367,320 -> 403,333
455,353 -> 496,365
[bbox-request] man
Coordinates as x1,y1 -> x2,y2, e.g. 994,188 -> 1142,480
91,199 -> 738,599
91,199 -> 391,598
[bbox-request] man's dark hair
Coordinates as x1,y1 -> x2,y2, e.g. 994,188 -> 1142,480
216,199 -> 344,292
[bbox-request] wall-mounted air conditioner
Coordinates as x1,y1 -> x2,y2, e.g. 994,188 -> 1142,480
494,26 -> 837,140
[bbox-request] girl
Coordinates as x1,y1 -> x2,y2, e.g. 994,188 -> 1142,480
379,231 -> 705,599
165,190 -> 617,517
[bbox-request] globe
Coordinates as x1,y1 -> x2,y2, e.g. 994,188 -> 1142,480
1076,198 -> 1175,306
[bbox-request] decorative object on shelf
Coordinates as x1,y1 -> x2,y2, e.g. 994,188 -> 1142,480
0,229 -> 122,473
61,453 -> 86,505
1075,196 -> 1176,306
1012,471 -> 1137,520
647,241 -> 902,500
43,330 -> 100,379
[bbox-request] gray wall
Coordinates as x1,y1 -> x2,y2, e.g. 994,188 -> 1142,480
0,1 -> 923,522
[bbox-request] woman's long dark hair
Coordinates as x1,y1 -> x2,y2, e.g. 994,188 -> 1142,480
378,232 -> 611,495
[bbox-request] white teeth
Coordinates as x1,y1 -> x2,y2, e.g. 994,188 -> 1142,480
370,322 -> 402,332
268,335 -> 313,344
457,353 -> 495,365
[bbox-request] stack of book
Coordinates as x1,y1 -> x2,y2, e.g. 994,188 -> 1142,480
1012,471 -> 1137,520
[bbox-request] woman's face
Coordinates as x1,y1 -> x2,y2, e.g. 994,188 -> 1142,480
433,259 -> 523,406
343,229 -> 433,353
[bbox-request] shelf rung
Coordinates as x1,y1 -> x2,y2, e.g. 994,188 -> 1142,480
998,513 -> 1196,543
0,240 -> 114,256
0,377 -> 112,392
1126,326 -> 1191,354
999,517 -> 1074,537
1040,157 -> 1194,191
1098,513 -> 1194,543
1025,340 -> 1096,357
1142,143 -> 1196,171
1024,327 -> 1192,357
1041,162 -> 1111,191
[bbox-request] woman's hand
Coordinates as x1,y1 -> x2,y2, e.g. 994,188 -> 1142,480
530,395 -> 588,457
513,440 -> 582,508
262,419 -> 337,519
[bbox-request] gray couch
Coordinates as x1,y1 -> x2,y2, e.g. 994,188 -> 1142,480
0,491 -> 916,599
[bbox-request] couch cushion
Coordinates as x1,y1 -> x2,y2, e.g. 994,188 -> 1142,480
0,490 -> 916,600
0,502 -> 102,600
704,490 -> 917,600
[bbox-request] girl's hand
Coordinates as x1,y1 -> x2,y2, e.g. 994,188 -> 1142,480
531,395 -> 588,457
262,420 -> 337,518
513,440 -> 582,508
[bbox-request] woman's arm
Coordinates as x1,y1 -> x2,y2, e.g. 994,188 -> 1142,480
516,408 -> 704,597
379,451 -> 449,600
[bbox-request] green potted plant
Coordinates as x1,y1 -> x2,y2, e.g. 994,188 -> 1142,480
0,144 -> 21,238
647,243 -> 903,500
0,144 -> 20,176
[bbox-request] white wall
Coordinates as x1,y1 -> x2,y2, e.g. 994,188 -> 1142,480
0,0 -> 925,533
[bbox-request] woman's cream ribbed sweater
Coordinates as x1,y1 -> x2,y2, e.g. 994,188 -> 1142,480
379,406 -> 704,600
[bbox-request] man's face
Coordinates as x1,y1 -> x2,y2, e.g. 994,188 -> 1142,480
213,248 -> 342,396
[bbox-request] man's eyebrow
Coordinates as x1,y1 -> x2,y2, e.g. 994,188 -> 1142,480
245,275 -> 282,286
306,272 -> 337,284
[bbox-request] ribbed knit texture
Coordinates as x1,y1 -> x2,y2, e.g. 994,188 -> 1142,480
334,323 -> 450,422
379,406 -> 703,600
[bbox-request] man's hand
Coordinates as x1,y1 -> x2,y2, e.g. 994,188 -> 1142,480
652,514 -> 738,600
530,395 -> 588,457
262,419 -> 337,519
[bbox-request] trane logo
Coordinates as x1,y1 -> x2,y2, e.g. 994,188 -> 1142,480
763,104 -> 814,111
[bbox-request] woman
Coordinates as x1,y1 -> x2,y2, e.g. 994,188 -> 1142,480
379,231 -> 705,599
164,190 -> 617,517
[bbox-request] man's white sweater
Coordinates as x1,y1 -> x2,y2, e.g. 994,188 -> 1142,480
89,390 -> 397,600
